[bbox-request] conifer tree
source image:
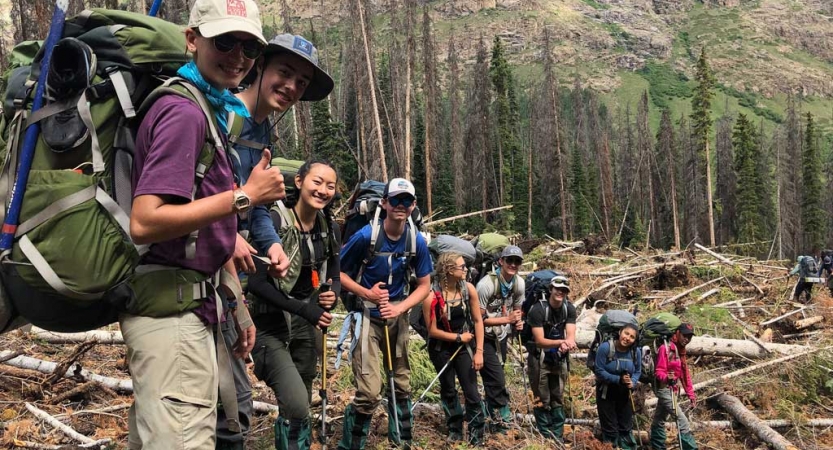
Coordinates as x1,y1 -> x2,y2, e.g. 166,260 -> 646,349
489,35 -> 521,225
691,47 -> 717,245
570,145 -> 591,237
801,112 -> 824,251
733,114 -> 761,244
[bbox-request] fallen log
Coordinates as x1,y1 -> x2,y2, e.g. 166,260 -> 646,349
28,327 -> 124,345
715,393 -> 798,450
575,274 -> 644,308
793,315 -> 824,330
760,307 -> 808,326
660,277 -> 724,306
694,243 -> 735,265
422,205 -> 513,227
25,402 -> 110,447
0,351 -> 281,416
0,351 -> 132,393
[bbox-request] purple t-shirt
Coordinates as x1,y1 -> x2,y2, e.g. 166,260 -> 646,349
133,94 -> 236,275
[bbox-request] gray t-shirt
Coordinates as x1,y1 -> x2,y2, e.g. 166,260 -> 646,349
476,273 -> 525,340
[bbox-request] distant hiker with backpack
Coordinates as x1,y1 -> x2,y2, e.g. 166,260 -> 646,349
223,33 -> 334,450
650,323 -> 698,450
475,245 -> 526,433
337,178 -> 433,449
246,159 -> 340,450
593,322 -> 642,449
790,254 -> 819,303
422,252 -> 486,445
125,0 -> 287,448
525,275 -> 577,442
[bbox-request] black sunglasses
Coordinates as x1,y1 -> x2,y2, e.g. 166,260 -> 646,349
211,33 -> 264,60
504,257 -> 523,266
388,196 -> 415,208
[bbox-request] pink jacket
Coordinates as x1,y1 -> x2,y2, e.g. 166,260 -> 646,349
655,341 -> 696,402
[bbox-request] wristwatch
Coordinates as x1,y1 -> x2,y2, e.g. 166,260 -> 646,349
232,188 -> 251,213
456,333 -> 462,344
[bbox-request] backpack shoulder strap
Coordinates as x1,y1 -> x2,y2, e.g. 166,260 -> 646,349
138,77 -> 222,259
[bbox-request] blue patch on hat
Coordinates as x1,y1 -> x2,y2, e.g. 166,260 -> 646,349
293,36 -> 313,57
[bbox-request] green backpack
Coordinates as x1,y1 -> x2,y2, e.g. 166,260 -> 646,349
638,312 -> 682,385
0,10 -> 223,333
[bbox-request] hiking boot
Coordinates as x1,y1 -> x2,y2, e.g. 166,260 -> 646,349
618,431 -> 638,450
649,423 -> 667,450
215,440 -> 245,450
441,397 -> 464,439
337,404 -> 371,450
549,406 -> 566,440
680,432 -> 698,450
274,416 -> 311,450
42,37 -> 96,152
488,403 -> 512,434
533,407 -> 556,439
447,430 -> 464,442
465,402 -> 486,446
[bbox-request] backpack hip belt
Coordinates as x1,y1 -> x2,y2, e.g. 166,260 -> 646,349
125,264 -> 219,318
357,301 -> 408,376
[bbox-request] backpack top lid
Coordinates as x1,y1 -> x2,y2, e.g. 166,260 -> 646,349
597,309 -> 638,337
475,233 -> 510,256
428,235 -> 477,266
640,312 -> 682,342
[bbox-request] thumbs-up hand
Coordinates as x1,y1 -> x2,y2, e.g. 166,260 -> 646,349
244,149 -> 285,205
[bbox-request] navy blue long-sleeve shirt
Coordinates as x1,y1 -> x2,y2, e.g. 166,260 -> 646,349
594,340 -> 642,386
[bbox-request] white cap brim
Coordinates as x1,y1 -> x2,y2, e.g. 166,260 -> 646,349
199,18 -> 266,45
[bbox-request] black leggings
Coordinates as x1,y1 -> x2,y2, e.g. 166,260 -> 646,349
596,382 -> 634,440
428,342 -> 481,405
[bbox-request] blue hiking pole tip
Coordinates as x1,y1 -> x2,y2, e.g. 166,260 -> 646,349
0,0 -> 69,251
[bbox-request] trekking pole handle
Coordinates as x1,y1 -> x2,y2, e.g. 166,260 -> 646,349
0,0 -> 68,251
148,0 -> 163,17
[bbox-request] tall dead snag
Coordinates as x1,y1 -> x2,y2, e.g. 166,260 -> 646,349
715,394 -> 799,450
403,0 -> 414,179
421,6 -> 437,216
355,0 -> 388,181
541,28 -> 569,238
447,34 -> 464,211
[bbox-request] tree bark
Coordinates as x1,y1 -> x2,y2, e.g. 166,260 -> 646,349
715,393 -> 799,450
706,139 -> 716,246
356,0 -> 387,181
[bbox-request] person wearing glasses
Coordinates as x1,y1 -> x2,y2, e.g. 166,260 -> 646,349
215,34 -> 334,450
526,275 -> 577,442
124,0 -> 286,448
338,178 -> 433,449
475,245 -> 526,433
423,253 -> 486,445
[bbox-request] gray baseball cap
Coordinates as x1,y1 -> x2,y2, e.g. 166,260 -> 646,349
263,34 -> 334,101
500,245 -> 524,260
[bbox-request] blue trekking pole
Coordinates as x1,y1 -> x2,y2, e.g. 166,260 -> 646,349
0,0 -> 68,252
148,0 -> 163,17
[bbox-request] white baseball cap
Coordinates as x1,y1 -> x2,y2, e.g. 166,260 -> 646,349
383,178 -> 416,198
188,0 -> 267,45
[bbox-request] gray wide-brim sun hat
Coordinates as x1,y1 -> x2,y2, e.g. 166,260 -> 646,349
263,33 -> 334,101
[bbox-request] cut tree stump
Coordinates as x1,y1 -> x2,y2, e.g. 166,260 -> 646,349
715,393 -> 799,450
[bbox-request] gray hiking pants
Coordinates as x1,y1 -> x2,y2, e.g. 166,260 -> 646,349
652,387 -> 691,435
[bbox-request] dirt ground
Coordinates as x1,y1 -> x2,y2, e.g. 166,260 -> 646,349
2,244 -> 833,449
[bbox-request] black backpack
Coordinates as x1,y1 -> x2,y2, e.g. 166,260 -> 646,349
341,180 -> 423,246
519,270 -> 563,346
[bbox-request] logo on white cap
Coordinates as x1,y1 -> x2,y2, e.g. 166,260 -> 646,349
226,0 -> 247,17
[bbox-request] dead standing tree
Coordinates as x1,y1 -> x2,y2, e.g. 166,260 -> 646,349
353,0 -> 388,181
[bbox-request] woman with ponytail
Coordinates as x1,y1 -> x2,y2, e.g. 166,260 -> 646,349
423,253 -> 486,445
246,159 -> 341,450
650,323 -> 698,450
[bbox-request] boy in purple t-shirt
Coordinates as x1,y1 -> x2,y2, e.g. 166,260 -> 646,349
122,0 -> 286,448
